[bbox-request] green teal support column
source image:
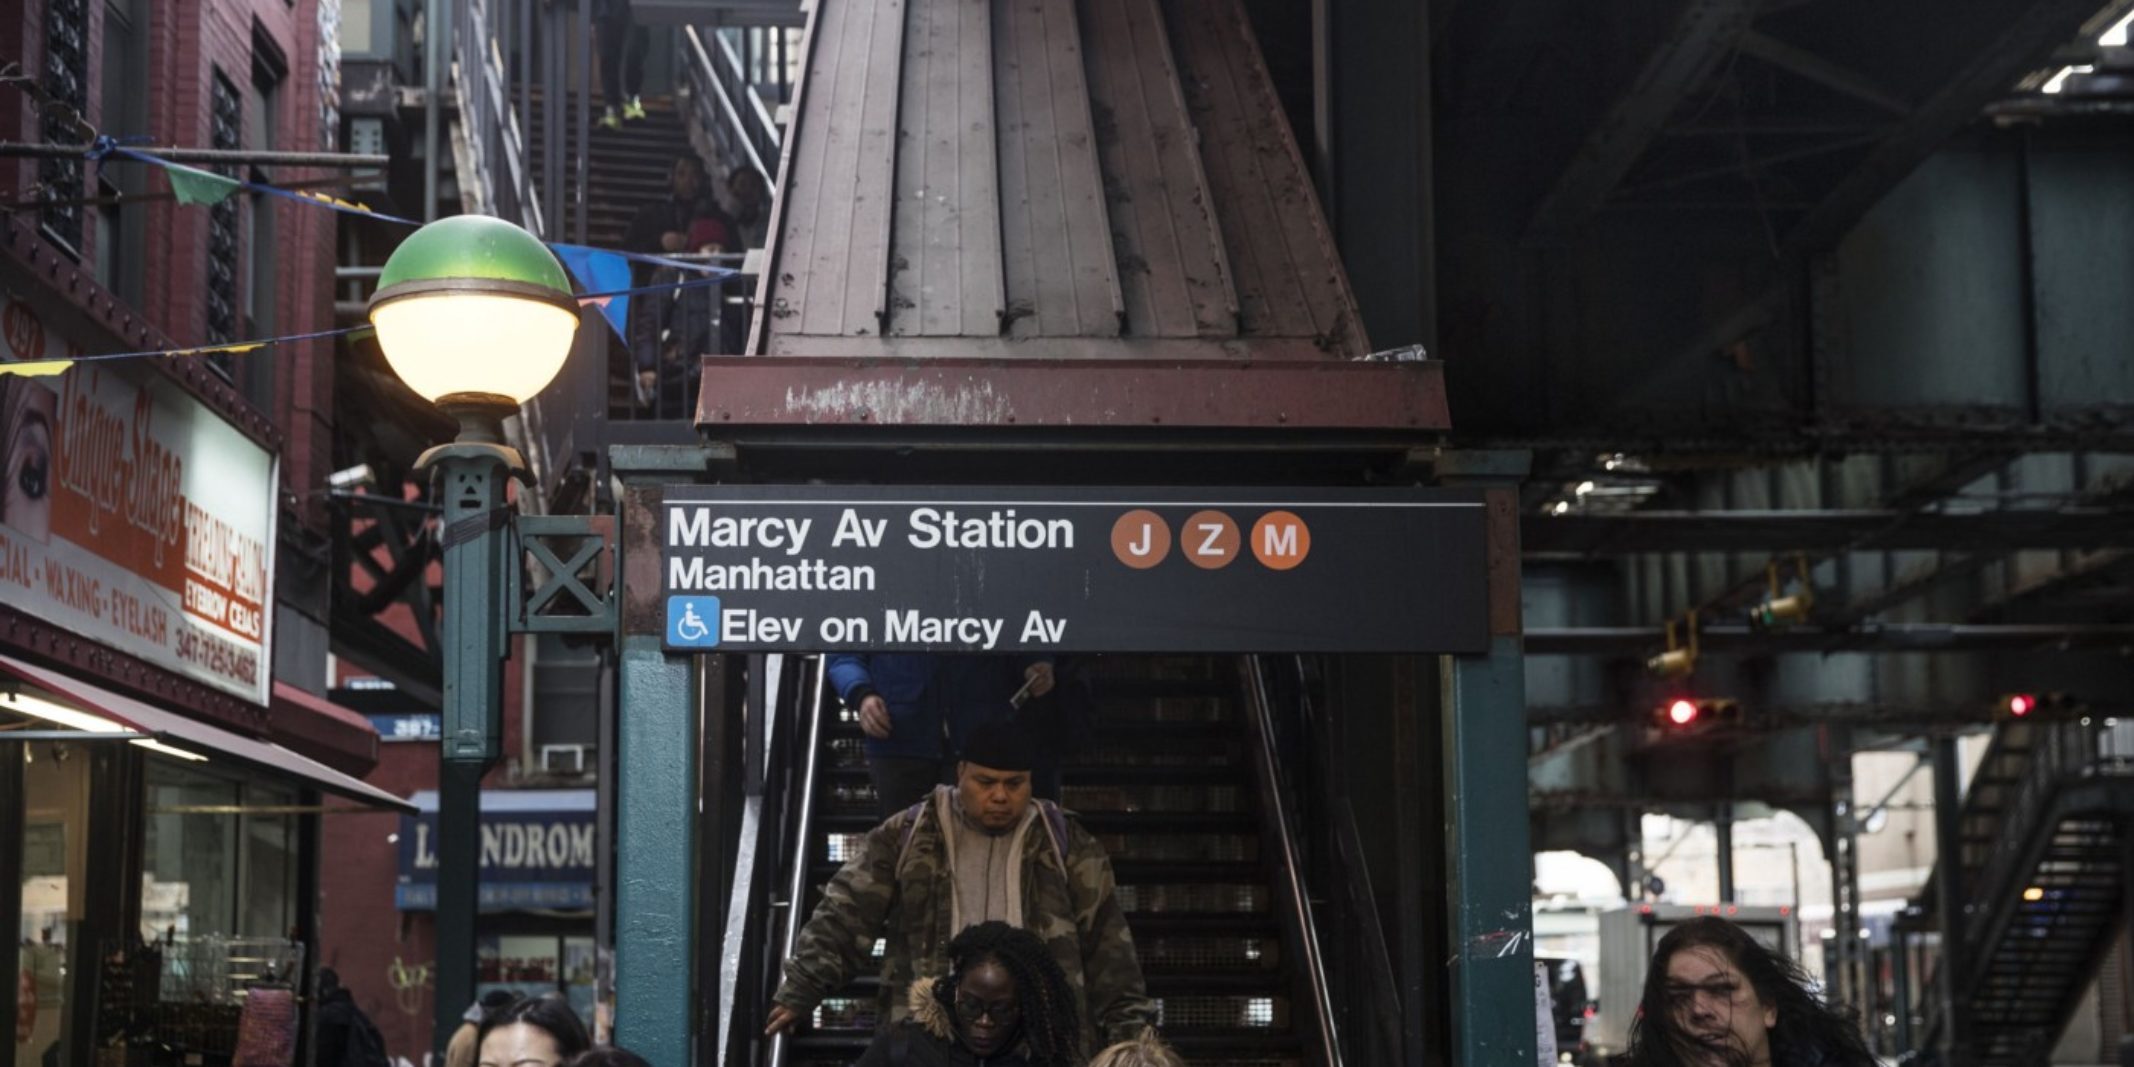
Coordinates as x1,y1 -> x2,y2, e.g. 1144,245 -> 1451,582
1438,450 -> 1533,1066
609,458 -> 716,1065
616,632 -> 697,1063
1443,641 -> 1534,1065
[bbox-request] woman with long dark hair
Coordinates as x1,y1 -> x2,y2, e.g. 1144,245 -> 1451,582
852,921 -> 1083,1067
476,994 -> 592,1067
1628,916 -> 1874,1067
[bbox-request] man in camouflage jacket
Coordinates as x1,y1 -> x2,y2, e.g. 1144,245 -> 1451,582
763,719 -> 1155,1048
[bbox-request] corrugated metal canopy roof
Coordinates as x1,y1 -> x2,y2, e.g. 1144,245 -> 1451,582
748,0 -> 1369,360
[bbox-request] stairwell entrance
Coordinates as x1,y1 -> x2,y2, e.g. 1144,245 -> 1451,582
599,357 -> 1536,1067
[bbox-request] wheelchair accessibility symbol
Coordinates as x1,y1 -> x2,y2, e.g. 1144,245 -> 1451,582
667,596 -> 722,647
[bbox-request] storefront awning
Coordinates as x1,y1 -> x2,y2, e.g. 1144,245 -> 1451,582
0,654 -> 415,813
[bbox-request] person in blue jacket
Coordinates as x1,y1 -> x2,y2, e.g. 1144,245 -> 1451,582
828,654 -> 1059,818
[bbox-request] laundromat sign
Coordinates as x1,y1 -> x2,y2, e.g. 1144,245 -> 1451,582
660,485 -> 1490,653
0,294 -> 277,705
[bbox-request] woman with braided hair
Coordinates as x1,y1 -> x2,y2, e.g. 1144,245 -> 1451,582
853,921 -> 1083,1067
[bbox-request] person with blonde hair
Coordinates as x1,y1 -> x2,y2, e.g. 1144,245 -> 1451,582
1087,1031 -> 1184,1067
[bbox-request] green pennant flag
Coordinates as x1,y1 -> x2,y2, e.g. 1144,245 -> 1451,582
166,164 -> 241,206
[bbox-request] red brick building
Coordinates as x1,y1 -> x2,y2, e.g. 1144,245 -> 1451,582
2,2 -> 397,1065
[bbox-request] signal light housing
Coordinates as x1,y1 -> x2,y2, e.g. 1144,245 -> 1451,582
1654,697 -> 1742,731
1996,692 -> 2082,721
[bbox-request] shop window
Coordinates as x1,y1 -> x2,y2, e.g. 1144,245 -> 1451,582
478,935 -> 598,1029
14,740 -> 93,1067
95,0 -> 150,306
40,0 -> 90,253
206,70 -> 244,351
142,760 -> 299,944
244,22 -> 289,409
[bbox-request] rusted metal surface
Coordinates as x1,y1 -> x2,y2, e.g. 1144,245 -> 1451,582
755,0 -> 1366,360
1081,0 -> 1237,338
619,484 -> 668,637
694,356 -> 1450,429
890,0 -> 1005,337
1162,0 -> 1367,356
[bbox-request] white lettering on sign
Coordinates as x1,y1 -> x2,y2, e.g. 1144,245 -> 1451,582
723,609 -> 802,643
416,820 -> 596,871
667,556 -> 876,591
1019,611 -> 1066,643
1196,523 -> 1225,556
884,609 -> 1004,649
668,508 -> 814,556
906,508 -> 1074,550
831,509 -> 888,547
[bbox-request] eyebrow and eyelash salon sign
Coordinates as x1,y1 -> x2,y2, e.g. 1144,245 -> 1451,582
0,294 -> 277,704
660,486 -> 1489,654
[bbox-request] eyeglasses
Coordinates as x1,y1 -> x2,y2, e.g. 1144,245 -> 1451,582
954,995 -> 1020,1026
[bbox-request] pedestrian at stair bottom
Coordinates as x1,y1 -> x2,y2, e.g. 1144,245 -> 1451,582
854,922 -> 1084,1067
763,717 -> 1156,1051
1627,916 -> 1874,1067
828,654 -> 1068,819
594,0 -> 647,129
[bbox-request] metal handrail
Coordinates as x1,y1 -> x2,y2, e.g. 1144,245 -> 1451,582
682,26 -> 772,183
453,0 -> 544,233
766,656 -> 831,1067
1241,656 -> 1346,1067
713,27 -> 782,166
1912,719 -> 2134,1051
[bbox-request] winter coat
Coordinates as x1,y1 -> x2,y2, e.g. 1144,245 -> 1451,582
773,787 -> 1155,1048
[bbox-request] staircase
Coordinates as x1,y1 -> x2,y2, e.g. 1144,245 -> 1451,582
788,656 -> 1310,1067
1912,722 -> 2134,1066
523,92 -> 695,250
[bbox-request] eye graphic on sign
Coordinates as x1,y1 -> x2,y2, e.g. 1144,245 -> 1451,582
1183,510 -> 1240,569
1109,509 -> 1170,569
1251,511 -> 1310,570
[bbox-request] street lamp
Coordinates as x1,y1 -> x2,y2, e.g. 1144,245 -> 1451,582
368,214 -> 579,1059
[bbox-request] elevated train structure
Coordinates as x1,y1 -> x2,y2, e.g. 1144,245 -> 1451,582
321,0 -> 2134,1063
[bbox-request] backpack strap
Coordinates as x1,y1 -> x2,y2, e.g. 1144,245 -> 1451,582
893,797 -> 932,874
1034,799 -> 1071,875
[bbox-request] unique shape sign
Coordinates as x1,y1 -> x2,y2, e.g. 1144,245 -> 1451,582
659,486 -> 1489,653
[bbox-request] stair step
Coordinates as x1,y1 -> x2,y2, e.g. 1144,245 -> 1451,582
1115,861 -> 1265,885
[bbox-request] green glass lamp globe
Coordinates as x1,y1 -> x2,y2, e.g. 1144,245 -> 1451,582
367,214 -> 580,413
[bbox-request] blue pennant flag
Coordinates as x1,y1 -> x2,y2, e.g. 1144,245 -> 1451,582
552,244 -> 634,342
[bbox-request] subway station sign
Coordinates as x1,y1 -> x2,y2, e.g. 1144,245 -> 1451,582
660,486 -> 1489,653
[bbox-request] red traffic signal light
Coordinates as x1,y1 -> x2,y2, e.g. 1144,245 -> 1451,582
1655,698 -> 1741,730
1996,692 -> 2080,720
1667,699 -> 1700,726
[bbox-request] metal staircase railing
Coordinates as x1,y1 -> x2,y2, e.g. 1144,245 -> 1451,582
1908,720 -> 2134,1064
681,25 -> 782,185
453,0 -> 545,234
1241,656 -> 1347,1067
